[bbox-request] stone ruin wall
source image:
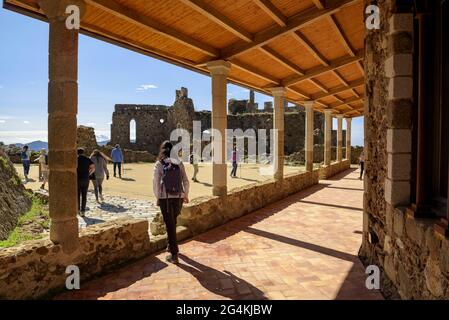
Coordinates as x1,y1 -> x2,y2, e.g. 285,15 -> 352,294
359,0 -> 449,299
110,87 -> 347,160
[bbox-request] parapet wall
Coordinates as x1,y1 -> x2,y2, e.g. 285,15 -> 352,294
319,160 -> 351,180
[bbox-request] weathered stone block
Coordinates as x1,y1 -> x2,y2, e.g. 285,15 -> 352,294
388,32 -> 413,54
393,207 -> 405,237
388,77 -> 413,100
389,14 -> 413,34
385,178 -> 410,206
387,129 -> 412,153
405,217 -> 425,246
424,257 -> 444,297
387,99 -> 412,129
386,203 -> 394,235
385,54 -> 413,78
387,153 -> 411,180
384,254 -> 396,283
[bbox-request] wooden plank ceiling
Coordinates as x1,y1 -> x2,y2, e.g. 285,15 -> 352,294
4,0 -> 365,117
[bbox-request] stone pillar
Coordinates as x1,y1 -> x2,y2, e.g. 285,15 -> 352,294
207,60 -> 231,196
337,115 -> 343,162
345,117 -> 352,160
304,101 -> 314,172
324,110 -> 332,166
271,87 -> 285,181
39,0 -> 85,253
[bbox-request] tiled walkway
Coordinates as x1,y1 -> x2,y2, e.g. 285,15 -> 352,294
57,169 -> 383,300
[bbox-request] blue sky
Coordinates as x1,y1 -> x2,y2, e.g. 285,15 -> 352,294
0,8 -> 364,146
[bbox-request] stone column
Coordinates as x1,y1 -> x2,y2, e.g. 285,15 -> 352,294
324,110 -> 332,166
304,101 -> 314,172
39,0 -> 85,253
207,60 -> 231,196
337,115 -> 343,162
271,87 -> 285,181
345,117 -> 352,160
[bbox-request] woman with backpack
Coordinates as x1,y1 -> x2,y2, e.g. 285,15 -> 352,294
153,141 -> 189,264
90,149 -> 110,203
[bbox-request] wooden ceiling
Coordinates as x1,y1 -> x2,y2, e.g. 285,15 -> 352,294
4,0 -> 365,117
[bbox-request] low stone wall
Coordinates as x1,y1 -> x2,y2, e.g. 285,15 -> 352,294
360,207 -> 449,299
319,160 -> 351,180
0,218 -> 151,299
178,169 -> 320,235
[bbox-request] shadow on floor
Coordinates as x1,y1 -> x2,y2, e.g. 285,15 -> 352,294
81,216 -> 105,226
334,263 -> 383,300
120,177 -> 136,182
296,200 -> 363,212
178,254 -> 267,300
194,181 -> 331,245
98,203 -> 128,213
326,168 -> 357,181
56,256 -> 168,300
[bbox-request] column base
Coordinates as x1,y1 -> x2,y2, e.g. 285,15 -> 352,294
213,185 -> 227,197
434,218 -> 449,238
274,171 -> 284,181
406,203 -> 435,219
50,218 -> 79,254
305,162 -> 313,172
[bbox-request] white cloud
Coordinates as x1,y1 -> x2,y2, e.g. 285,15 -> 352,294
23,120 -> 30,124
86,122 -> 96,126
0,114 -> 14,120
106,122 -> 112,125
136,84 -> 158,92
0,130 -> 48,145
0,120 -> 6,124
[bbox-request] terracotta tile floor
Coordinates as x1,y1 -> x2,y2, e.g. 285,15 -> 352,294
57,169 -> 383,300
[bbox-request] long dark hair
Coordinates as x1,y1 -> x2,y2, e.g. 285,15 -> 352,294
157,141 -> 173,161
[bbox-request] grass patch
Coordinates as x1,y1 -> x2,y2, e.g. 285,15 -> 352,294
0,197 -> 49,248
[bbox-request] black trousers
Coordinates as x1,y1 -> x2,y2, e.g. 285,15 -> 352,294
113,162 -> 122,177
78,179 -> 90,212
158,198 -> 183,256
230,161 -> 238,177
360,161 -> 365,178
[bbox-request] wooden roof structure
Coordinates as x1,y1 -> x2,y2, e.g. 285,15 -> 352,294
4,0 -> 365,117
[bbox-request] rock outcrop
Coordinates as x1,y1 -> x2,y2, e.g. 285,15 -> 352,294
0,149 -> 32,240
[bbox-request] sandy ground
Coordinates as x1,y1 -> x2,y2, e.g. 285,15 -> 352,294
14,162 -> 304,201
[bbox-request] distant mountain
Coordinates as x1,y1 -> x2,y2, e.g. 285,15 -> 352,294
96,135 -> 110,146
97,140 -> 110,146
15,141 -> 48,151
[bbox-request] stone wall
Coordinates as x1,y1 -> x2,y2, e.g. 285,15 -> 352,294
0,149 -> 32,240
319,160 -> 351,180
178,169 -> 320,235
110,88 -> 348,156
359,0 -> 449,299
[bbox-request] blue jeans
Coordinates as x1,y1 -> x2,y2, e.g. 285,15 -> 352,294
22,160 -> 30,177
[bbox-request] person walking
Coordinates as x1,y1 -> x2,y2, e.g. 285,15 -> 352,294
20,145 -> 31,183
90,149 -> 110,203
190,152 -> 199,182
34,148 -> 49,189
111,144 -> 123,178
77,148 -> 95,217
359,150 -> 365,180
230,147 -> 238,178
153,141 -> 189,264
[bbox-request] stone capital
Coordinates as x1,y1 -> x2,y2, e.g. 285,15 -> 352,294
38,0 -> 86,22
303,101 -> 314,110
323,109 -> 332,115
207,60 -> 232,76
336,114 -> 344,119
345,117 -> 352,124
270,87 -> 285,97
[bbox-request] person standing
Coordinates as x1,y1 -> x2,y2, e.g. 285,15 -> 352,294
20,145 -> 31,183
153,141 -> 189,264
111,144 -> 123,178
90,149 -> 110,203
77,148 -> 95,217
359,150 -> 365,180
230,147 -> 238,178
34,148 -> 49,189
190,152 -> 199,182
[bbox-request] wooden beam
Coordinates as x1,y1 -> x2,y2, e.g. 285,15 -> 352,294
282,52 -> 363,87
312,0 -> 326,9
86,0 -> 219,57
308,78 -> 329,93
253,0 -> 287,27
286,87 -> 311,100
327,15 -> 356,56
328,96 -> 363,108
290,30 -> 329,66
178,0 -> 253,42
221,0 -> 361,59
331,69 -> 349,86
311,78 -> 364,100
258,46 -> 305,75
231,60 -> 280,84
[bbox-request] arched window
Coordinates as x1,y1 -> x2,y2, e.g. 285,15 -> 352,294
130,119 -> 136,143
